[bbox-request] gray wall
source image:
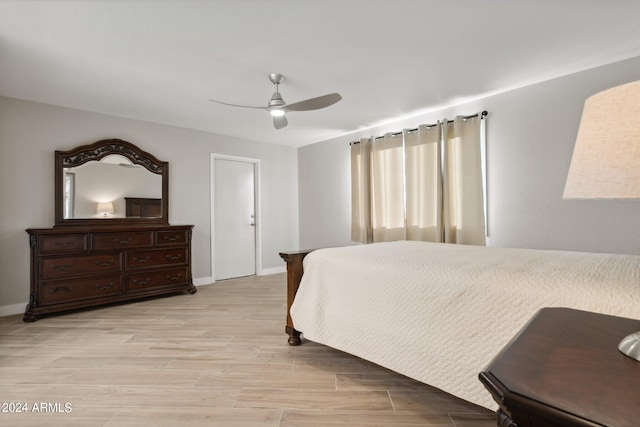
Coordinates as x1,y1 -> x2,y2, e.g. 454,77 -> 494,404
0,97 -> 299,314
299,56 -> 640,255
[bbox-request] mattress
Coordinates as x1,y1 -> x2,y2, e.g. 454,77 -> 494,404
290,241 -> 640,409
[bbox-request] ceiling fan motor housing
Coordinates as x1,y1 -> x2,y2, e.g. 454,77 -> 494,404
268,73 -> 286,108
268,73 -> 284,85
269,92 -> 285,107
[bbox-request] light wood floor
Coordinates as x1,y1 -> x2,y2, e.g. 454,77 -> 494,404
0,273 -> 496,426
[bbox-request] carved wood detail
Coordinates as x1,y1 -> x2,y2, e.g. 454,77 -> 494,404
55,139 -> 169,227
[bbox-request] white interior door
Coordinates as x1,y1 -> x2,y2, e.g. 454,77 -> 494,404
214,158 -> 256,280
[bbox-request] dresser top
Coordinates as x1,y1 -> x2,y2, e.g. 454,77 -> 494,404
27,224 -> 194,235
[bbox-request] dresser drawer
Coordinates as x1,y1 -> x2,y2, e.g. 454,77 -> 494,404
40,234 -> 88,254
41,253 -> 121,280
156,230 -> 188,246
126,248 -> 187,269
92,231 -> 154,250
41,275 -> 121,305
127,267 -> 189,291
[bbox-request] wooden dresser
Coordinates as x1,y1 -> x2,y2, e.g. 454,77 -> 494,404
24,225 -> 196,321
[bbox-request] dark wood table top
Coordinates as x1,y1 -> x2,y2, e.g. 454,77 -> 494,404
480,307 -> 640,427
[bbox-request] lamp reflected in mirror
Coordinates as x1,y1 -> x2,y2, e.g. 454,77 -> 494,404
96,201 -> 115,218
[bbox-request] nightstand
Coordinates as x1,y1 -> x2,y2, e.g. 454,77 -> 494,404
479,307 -> 640,427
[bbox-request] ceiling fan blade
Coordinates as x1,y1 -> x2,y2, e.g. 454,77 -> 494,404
208,98 -> 268,110
283,93 -> 342,112
273,114 -> 288,129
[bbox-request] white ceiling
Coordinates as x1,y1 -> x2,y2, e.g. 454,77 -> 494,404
2,1 -> 640,147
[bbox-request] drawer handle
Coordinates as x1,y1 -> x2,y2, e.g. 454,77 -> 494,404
164,235 -> 180,242
167,274 -> 182,281
115,238 -> 132,245
133,278 -> 150,286
133,256 -> 150,264
50,263 -> 72,271
49,286 -> 72,294
95,282 -> 115,291
95,260 -> 114,267
166,254 -> 182,261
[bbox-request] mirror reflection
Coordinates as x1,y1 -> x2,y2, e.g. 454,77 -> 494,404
63,154 -> 162,219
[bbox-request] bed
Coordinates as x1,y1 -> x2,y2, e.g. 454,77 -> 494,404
280,240 -> 640,409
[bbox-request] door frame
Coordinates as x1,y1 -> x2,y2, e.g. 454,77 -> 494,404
210,153 -> 262,283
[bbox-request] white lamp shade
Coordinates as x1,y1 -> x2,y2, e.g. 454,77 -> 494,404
563,80 -> 640,199
96,202 -> 114,214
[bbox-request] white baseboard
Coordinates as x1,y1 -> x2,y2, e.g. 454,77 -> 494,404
193,276 -> 213,286
0,302 -> 27,318
258,266 -> 286,276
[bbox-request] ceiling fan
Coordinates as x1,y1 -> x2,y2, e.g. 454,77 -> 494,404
209,73 -> 342,129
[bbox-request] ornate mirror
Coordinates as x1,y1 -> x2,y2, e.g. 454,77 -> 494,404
55,139 -> 169,226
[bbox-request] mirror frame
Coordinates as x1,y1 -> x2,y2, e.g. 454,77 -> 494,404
55,139 -> 169,227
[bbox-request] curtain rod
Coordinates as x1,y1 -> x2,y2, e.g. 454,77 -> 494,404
349,110 -> 488,145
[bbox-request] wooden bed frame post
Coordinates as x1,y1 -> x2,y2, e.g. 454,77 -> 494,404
279,250 -> 313,346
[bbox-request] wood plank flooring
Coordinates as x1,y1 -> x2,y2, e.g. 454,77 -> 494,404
0,273 -> 496,426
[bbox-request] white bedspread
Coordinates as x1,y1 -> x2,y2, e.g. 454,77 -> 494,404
290,241 -> 640,409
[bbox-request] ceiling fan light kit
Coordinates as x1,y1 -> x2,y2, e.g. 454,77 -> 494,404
209,73 -> 342,129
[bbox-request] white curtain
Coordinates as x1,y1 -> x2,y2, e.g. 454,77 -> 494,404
404,123 -> 442,242
350,138 -> 372,243
442,116 -> 486,245
350,113 -> 486,246
371,133 -> 405,242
